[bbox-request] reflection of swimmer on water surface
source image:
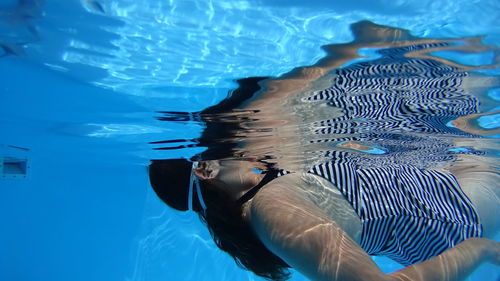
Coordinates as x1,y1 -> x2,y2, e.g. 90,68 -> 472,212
0,0 -> 45,58
149,21 -> 500,281
451,110 -> 500,136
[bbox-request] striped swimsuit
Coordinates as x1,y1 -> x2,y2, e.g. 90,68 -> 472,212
294,48 -> 484,265
306,162 -> 482,265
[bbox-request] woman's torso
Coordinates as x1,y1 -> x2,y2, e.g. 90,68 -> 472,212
279,162 -> 483,266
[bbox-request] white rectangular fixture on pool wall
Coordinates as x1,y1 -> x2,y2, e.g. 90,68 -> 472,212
1,157 -> 30,179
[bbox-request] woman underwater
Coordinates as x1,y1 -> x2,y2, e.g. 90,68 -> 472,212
148,21 -> 500,281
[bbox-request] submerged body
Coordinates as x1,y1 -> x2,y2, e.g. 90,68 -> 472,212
246,169 -> 498,281
282,162 -> 483,266
150,21 -> 500,281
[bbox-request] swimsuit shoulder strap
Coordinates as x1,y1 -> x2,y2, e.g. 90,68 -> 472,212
236,169 -> 280,206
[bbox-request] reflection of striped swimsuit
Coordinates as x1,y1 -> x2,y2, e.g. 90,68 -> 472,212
304,54 -> 482,170
307,162 -> 482,265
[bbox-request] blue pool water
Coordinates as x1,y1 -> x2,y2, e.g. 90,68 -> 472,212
1,0 -> 499,280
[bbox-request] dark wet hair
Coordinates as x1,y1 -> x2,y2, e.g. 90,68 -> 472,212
148,77 -> 291,281
197,76 -> 270,160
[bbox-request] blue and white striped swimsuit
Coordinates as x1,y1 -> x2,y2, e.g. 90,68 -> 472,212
307,162 -> 482,265
292,48 -> 484,265
279,47 -> 485,265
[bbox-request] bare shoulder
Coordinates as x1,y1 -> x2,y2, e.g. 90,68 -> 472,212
249,172 -> 362,243
253,172 -> 312,201
247,173 -> 386,281
249,173 -> 332,225
247,172 -> 350,255
247,173 -> 336,276
248,172 -> 330,229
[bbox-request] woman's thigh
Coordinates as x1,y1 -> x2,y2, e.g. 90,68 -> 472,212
451,156 -> 500,238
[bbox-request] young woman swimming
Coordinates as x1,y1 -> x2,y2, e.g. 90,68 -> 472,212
148,21 -> 500,281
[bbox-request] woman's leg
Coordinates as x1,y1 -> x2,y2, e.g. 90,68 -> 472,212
450,155 -> 500,238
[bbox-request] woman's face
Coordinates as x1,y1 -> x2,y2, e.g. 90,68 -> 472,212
195,160 -> 265,199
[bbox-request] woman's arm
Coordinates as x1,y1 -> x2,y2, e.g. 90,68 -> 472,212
390,238 -> 498,281
247,174 -> 498,281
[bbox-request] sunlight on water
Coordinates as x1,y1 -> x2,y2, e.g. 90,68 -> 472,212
25,0 -> 496,101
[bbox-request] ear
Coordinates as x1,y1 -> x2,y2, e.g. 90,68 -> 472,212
193,161 -> 219,180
